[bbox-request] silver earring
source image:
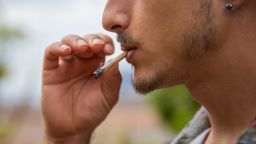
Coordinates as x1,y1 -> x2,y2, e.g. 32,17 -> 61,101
225,0 -> 233,11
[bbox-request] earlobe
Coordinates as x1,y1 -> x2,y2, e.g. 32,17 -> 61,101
225,0 -> 248,11
225,0 -> 234,11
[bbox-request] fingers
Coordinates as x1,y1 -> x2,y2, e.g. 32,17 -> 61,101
83,33 -> 115,56
61,34 -> 92,59
101,64 -> 122,107
83,34 -> 105,53
97,33 -> 115,55
43,42 -> 72,70
61,34 -> 89,54
43,33 -> 115,70
60,34 -> 115,59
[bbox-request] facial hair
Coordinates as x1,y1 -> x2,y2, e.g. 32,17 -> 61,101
182,0 -> 217,59
118,0 -> 217,94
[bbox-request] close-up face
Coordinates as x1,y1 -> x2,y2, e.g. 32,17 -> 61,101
103,0 -> 225,94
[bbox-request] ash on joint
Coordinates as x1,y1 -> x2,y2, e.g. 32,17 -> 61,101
94,69 -> 104,79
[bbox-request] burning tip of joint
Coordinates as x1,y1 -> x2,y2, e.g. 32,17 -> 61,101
94,69 -> 104,79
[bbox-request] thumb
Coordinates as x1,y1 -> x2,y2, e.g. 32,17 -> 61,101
101,64 -> 122,107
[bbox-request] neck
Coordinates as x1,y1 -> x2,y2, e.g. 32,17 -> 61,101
185,16 -> 256,143
187,52 -> 256,143
188,71 -> 256,143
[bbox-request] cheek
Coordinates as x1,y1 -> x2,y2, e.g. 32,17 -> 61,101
129,0 -> 198,81
132,45 -> 170,78
130,2 -> 190,60
131,0 -> 196,52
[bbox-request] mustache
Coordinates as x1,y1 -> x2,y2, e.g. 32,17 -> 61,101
117,32 -> 139,45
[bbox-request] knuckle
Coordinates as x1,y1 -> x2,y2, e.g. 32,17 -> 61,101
45,42 -> 60,57
98,33 -> 110,39
62,34 -> 78,39
47,42 -> 60,50
83,33 -> 97,38
83,34 -> 100,41
61,34 -> 80,43
97,33 -> 113,44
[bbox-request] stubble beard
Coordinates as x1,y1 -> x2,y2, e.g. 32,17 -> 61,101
183,0 -> 217,59
132,0 -> 217,94
132,65 -> 167,95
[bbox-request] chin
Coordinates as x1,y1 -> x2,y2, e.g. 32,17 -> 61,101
131,67 -> 166,94
131,63 -> 186,94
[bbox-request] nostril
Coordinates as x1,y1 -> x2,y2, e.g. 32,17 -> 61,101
111,25 -> 122,30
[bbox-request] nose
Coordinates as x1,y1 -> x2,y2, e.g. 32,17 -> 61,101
102,1 -> 130,33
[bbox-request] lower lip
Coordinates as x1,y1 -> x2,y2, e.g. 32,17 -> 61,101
126,49 -> 136,63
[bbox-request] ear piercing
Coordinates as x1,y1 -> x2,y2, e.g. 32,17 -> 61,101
225,0 -> 233,11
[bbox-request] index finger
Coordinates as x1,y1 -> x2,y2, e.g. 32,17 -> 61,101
43,42 -> 72,70
96,33 -> 115,55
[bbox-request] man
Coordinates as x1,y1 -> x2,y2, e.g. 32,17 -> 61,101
41,0 -> 256,143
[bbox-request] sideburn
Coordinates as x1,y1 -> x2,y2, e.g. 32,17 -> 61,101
182,0 -> 217,59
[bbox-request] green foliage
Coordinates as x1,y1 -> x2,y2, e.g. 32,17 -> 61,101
0,25 -> 24,41
0,65 -> 8,78
120,133 -> 132,144
0,25 -> 24,79
0,122 -> 13,140
147,85 -> 200,133
119,133 -> 160,144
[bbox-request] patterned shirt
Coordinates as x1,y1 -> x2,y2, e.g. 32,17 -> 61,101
190,129 -> 210,144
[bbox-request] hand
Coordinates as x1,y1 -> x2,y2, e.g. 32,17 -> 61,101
41,34 -> 122,143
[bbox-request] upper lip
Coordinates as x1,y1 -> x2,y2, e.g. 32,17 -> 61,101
120,43 -> 137,51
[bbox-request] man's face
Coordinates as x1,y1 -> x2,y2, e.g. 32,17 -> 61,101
103,0 -> 221,94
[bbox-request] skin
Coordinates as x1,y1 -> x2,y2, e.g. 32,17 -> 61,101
42,0 -> 256,144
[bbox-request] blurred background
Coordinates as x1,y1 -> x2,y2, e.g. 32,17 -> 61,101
0,0 -> 199,144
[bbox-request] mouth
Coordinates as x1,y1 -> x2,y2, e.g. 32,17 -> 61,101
121,43 -> 137,51
120,43 -> 137,63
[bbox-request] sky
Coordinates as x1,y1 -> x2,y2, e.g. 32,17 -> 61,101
0,0 -> 141,106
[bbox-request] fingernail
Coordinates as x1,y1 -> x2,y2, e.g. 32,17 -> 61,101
104,44 -> 114,54
92,39 -> 105,45
60,44 -> 70,49
63,55 -> 75,61
77,39 -> 88,46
